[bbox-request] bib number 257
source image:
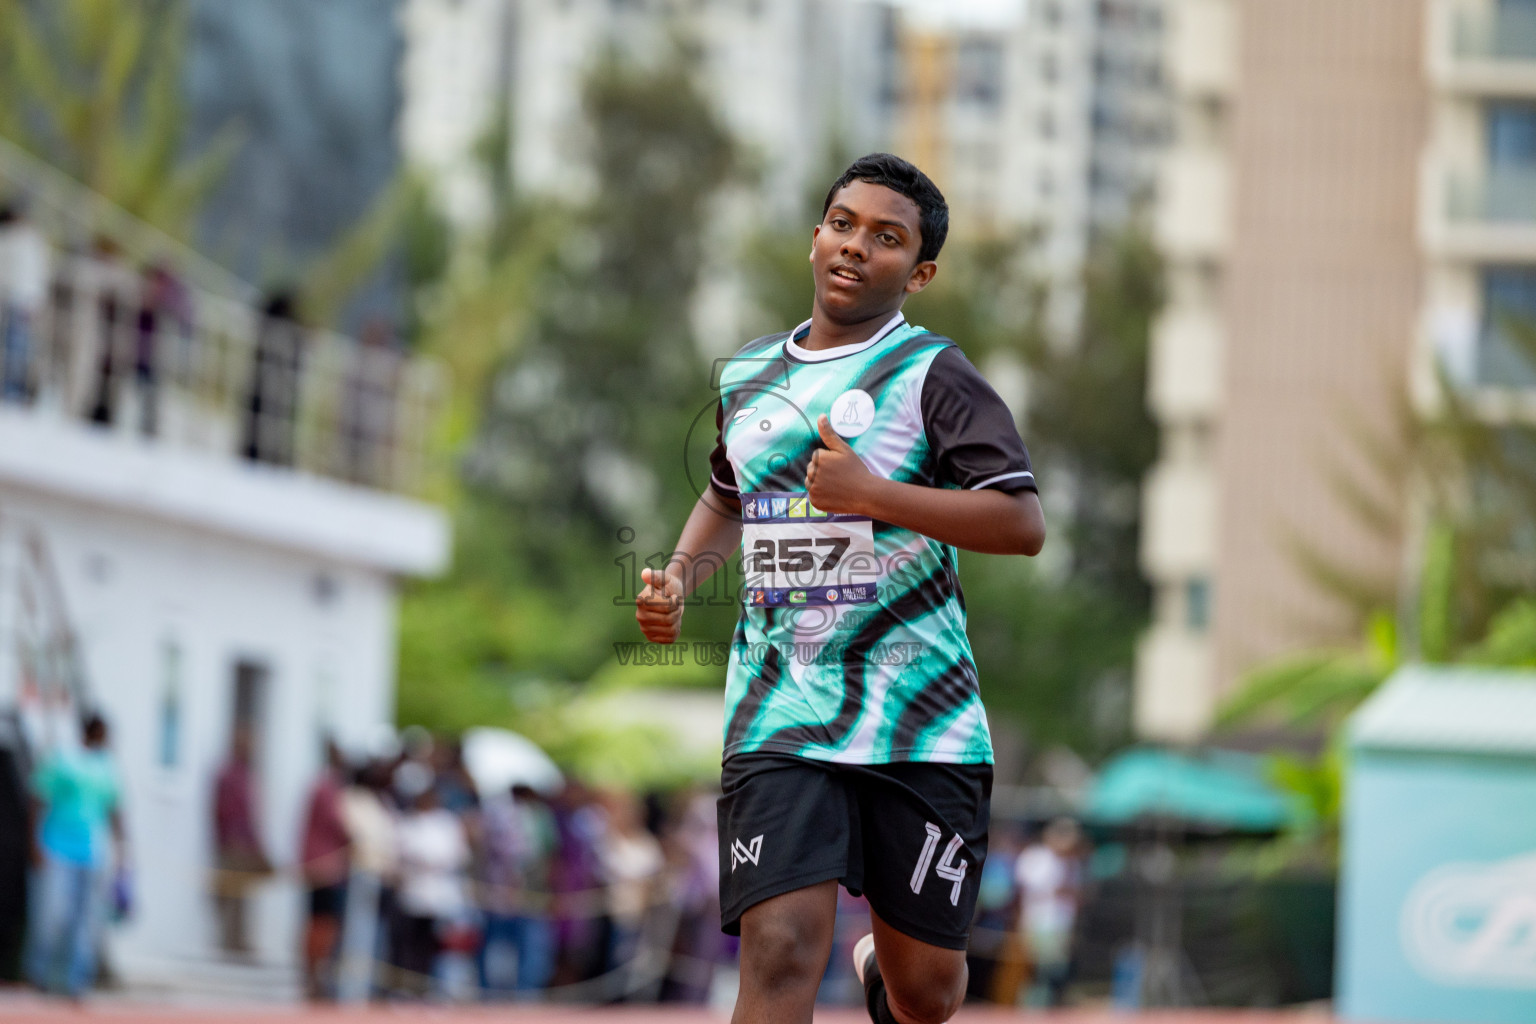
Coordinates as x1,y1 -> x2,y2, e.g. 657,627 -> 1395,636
748,536 -> 850,574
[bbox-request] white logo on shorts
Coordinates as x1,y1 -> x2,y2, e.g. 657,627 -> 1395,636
910,822 -> 968,906
731,834 -> 764,872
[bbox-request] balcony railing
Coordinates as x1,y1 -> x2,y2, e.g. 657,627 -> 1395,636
0,253 -> 443,495
0,134 -> 442,496
1453,3 -> 1536,62
1446,163 -> 1536,223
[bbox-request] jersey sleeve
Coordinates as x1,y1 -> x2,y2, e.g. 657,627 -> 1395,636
920,346 -> 1037,493
708,400 -> 741,501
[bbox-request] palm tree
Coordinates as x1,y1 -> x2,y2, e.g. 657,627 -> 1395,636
0,0 -> 241,241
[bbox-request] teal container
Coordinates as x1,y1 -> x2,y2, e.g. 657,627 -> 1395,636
1338,666 -> 1536,1024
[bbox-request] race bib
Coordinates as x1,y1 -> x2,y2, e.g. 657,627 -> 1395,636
740,491 -> 880,606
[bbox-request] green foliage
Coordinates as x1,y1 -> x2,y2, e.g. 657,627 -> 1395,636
1465,598 -> 1536,667
463,49 -> 738,547
962,551 -> 1142,757
1220,309 -> 1536,869
1024,227 -> 1162,599
397,45 -> 742,737
1252,743 -> 1343,875
0,0 -> 241,239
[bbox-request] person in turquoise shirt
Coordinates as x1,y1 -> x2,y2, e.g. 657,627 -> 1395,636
28,712 -> 126,997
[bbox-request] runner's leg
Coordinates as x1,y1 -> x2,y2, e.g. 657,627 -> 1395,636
732,879 -> 838,1024
866,905 -> 967,1024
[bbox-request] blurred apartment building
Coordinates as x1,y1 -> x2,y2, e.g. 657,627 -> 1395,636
400,0 -> 1168,335
401,0 -> 896,226
899,0 -> 1168,332
0,17 -> 447,988
1137,0 -> 1536,742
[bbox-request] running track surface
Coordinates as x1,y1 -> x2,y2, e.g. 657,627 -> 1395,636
0,997 -> 1338,1024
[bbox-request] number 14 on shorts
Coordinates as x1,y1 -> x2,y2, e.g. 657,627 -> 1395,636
910,822 -> 968,906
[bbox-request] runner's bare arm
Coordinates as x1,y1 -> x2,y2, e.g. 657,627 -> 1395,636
806,416 -> 1045,556
635,490 -> 743,644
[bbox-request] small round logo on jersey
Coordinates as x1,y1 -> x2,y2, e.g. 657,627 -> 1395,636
829,389 -> 875,437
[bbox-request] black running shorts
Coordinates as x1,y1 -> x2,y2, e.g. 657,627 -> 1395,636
717,753 -> 992,950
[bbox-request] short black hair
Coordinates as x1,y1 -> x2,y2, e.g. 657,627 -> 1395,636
821,153 -> 949,264
82,712 -> 108,744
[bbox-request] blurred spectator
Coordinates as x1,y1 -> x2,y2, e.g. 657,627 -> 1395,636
299,740 -> 351,1000
132,263 -> 191,438
391,763 -> 471,1000
598,790 -> 663,988
0,716 -> 31,981
242,291 -> 303,467
971,826 -> 1025,1003
211,726 -> 271,957
478,783 -> 557,996
26,713 -> 125,998
432,737 -> 479,817
0,200 -> 52,403
1016,817 -> 1084,1008
659,789 -> 722,1003
340,318 -> 399,486
336,758 -> 397,1003
86,237 -> 130,427
549,782 -> 610,986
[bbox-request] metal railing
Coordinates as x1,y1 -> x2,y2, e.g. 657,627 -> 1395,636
0,134 -> 444,496
1444,163 -> 1536,223
0,254 -> 443,494
0,514 -> 89,754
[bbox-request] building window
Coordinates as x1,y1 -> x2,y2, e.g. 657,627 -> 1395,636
157,638 -> 183,769
1185,578 -> 1211,632
1038,170 -> 1055,199
1487,102 -> 1536,168
1480,267 -> 1536,387
1041,53 -> 1059,83
1038,110 -> 1057,139
1040,1 -> 1062,27
956,38 -> 1003,106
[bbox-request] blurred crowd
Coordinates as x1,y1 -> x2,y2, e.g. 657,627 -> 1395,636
11,710 -> 1096,1009
214,726 -> 733,1004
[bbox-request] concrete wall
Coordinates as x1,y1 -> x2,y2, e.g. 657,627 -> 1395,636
1214,0 -> 1426,685
6,480 -> 398,976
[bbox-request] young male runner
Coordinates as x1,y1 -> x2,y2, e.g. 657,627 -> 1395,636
636,153 -> 1045,1024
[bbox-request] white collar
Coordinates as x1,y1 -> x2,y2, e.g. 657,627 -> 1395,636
784,311 -> 908,363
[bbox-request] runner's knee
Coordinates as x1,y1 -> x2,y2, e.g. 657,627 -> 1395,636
740,909 -> 830,996
884,956 -> 967,1024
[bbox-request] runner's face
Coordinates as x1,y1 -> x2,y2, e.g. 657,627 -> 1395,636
811,181 -> 936,324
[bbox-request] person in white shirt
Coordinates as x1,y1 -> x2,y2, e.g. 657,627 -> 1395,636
336,760 -> 398,1002
391,765 -> 469,999
0,201 -> 51,402
598,791 -> 663,984
1014,817 -> 1083,1008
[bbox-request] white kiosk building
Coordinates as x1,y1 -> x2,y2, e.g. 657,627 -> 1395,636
0,140 -> 449,992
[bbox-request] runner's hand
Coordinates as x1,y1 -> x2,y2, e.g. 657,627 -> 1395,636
806,415 -> 873,515
636,567 -> 685,644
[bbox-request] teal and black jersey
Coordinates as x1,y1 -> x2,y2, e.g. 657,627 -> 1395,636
709,313 -> 1037,766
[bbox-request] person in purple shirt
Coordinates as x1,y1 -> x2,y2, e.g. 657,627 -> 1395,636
212,726 -> 271,956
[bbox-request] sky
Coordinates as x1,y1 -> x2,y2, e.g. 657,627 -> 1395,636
894,0 -> 1028,30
